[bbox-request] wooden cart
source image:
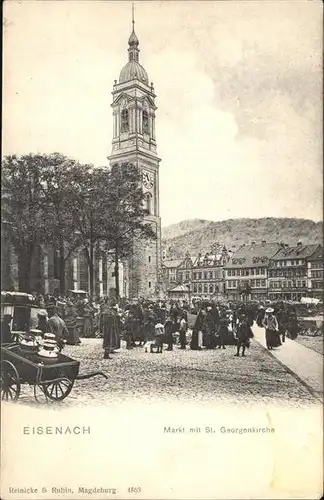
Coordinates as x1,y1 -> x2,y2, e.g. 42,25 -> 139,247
1,343 -> 107,402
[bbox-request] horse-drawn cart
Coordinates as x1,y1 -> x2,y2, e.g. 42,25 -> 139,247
1,343 -> 107,403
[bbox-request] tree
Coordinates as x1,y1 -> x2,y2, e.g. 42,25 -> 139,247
36,153 -> 91,295
2,154 -> 156,299
68,167 -> 109,298
2,153 -> 91,294
2,154 -> 48,291
102,162 -> 156,300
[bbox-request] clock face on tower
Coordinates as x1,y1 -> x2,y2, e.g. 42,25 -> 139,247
143,171 -> 154,189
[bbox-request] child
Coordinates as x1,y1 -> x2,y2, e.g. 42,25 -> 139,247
152,322 -> 164,353
164,315 -> 174,351
234,314 -> 254,357
179,315 -> 188,349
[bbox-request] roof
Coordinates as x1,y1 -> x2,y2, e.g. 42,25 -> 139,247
224,242 -> 281,269
193,253 -> 224,267
128,28 -> 139,47
271,244 -> 320,261
119,61 -> 149,84
162,259 -> 183,269
168,284 -> 189,293
307,245 -> 323,261
1,291 -> 34,298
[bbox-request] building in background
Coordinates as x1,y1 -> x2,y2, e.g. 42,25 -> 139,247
107,16 -> 162,299
224,241 -> 281,301
306,245 -> 323,299
190,247 -> 229,301
68,249 -> 127,299
1,239 -> 127,299
167,284 -> 191,302
163,246 -> 230,301
268,243 -> 321,301
162,259 -> 184,289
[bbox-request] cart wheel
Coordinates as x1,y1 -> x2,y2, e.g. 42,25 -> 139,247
42,378 -> 74,401
1,361 -> 21,401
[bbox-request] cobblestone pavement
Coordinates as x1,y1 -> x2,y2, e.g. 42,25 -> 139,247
16,335 -> 318,408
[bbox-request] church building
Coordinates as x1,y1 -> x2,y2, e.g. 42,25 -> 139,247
108,15 -> 162,299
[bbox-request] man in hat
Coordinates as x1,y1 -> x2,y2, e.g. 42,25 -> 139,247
124,309 -> 135,350
47,306 -> 68,351
37,310 -> 48,335
101,298 -> 120,359
234,313 -> 254,357
256,306 -> 265,327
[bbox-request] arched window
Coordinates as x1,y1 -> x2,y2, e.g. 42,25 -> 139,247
121,109 -> 129,133
142,110 -> 149,134
145,193 -> 152,214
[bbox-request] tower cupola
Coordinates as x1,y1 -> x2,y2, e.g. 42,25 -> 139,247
119,3 -> 148,84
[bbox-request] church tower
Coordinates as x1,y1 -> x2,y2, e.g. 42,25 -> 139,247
108,10 -> 162,299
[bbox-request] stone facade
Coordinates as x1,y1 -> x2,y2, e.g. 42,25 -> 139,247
1,238 -> 126,299
107,20 -> 162,299
224,241 -> 281,301
68,249 -> 126,298
307,246 -> 324,299
163,246 -> 230,301
268,243 -> 321,301
1,240 -> 58,294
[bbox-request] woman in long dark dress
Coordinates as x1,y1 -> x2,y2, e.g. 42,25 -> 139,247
83,301 -> 94,338
287,308 -> 299,339
65,301 -> 79,345
190,308 -> 206,350
262,307 -> 281,349
101,299 -> 120,359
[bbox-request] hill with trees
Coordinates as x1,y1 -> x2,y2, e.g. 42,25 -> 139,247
162,218 -> 323,259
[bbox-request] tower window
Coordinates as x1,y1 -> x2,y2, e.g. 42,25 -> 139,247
121,109 -> 129,133
145,193 -> 152,214
148,256 -> 151,263
143,110 -> 149,134
148,281 -> 151,288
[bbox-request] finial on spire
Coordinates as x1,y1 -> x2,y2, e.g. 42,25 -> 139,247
128,2 -> 139,60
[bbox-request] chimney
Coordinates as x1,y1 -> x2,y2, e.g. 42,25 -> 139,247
251,241 -> 256,246
297,241 -> 302,247
261,240 -> 266,246
280,241 -> 285,247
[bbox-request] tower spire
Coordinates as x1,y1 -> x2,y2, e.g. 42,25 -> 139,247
128,2 -> 139,62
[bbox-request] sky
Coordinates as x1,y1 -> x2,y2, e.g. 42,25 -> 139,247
3,0 -> 323,227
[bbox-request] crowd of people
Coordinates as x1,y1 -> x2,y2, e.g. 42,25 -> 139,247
27,292 -> 301,359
